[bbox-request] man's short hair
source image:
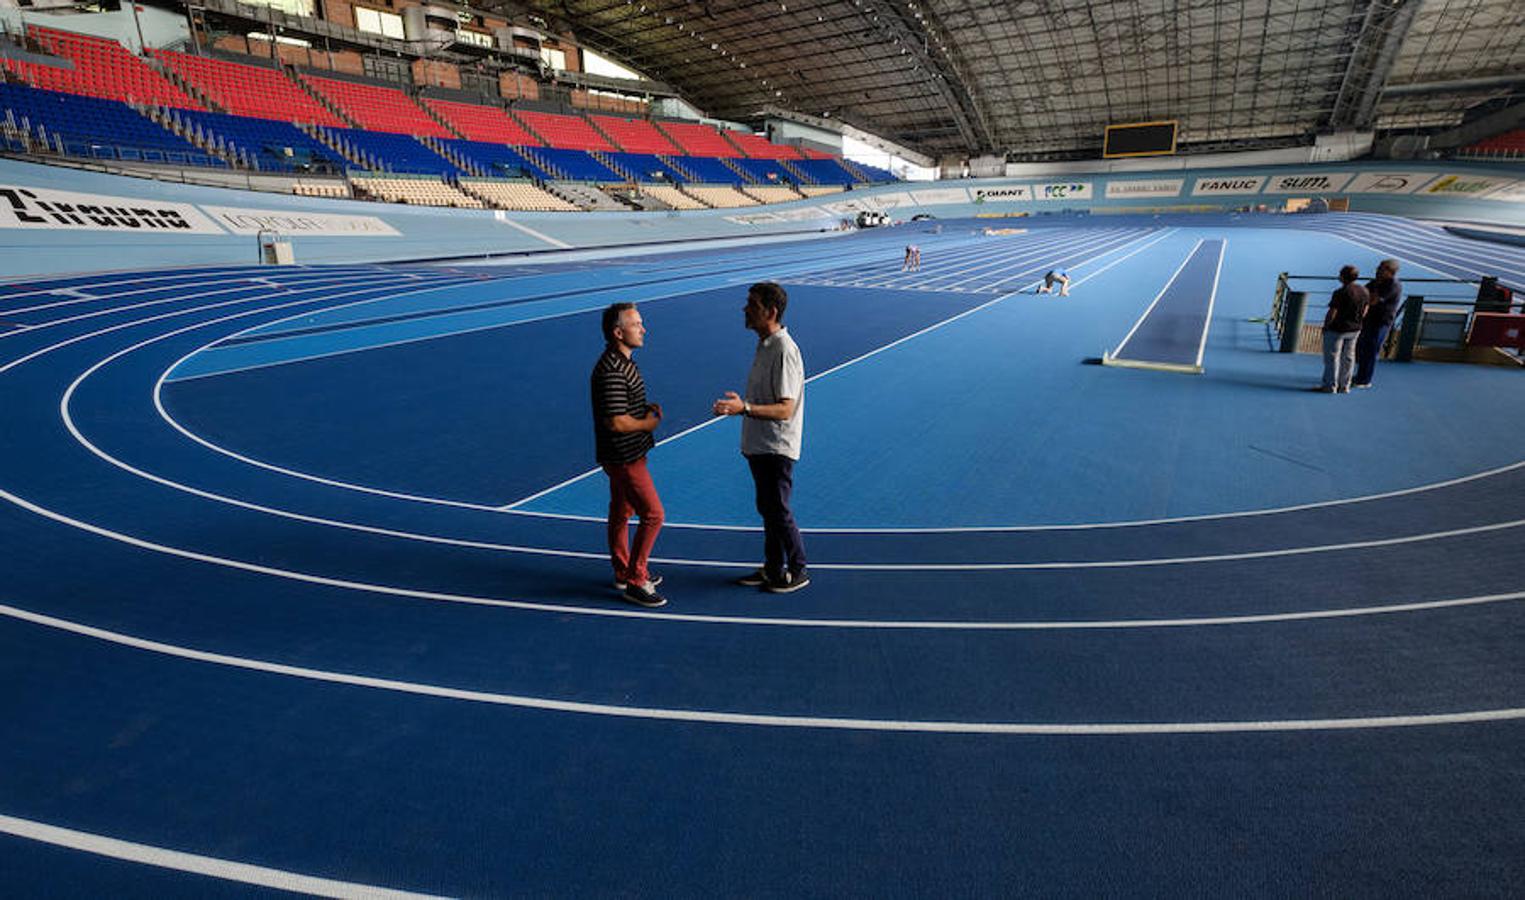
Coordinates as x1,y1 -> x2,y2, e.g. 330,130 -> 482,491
1378,258 -> 1400,276
602,302 -> 636,342
1339,264 -> 1360,283
749,282 -> 788,322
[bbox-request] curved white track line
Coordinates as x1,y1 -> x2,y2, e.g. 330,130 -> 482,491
148,228 -> 1171,516
134,230 -> 1525,534
4,602 -> 1522,734
0,814 -> 442,900
70,332 -> 1525,571
30,247 -> 1511,567
0,267 -> 405,323
6,476 -> 1525,627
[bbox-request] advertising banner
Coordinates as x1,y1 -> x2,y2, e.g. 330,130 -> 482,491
0,184 -> 224,233
867,192 -> 914,210
1481,181 -> 1525,203
1191,175 -> 1266,196
1344,172 -> 1438,194
972,185 -> 1033,203
1035,182 -> 1092,201
909,187 -> 972,205
1419,174 -> 1517,199
1104,178 -> 1183,199
201,205 -> 401,236
1263,172 -> 1355,193
823,199 -> 876,214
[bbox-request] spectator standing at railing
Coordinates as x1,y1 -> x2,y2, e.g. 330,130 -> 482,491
1351,259 -> 1403,389
1314,265 -> 1369,393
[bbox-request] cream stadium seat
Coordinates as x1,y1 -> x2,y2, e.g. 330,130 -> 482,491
742,185 -> 803,204
459,179 -> 579,211
684,185 -> 760,208
638,185 -> 705,210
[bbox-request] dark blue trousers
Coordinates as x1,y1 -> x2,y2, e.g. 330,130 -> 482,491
746,453 -> 808,578
1353,322 -> 1391,386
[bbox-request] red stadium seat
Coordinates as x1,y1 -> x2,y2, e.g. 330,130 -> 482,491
18,26 -> 203,110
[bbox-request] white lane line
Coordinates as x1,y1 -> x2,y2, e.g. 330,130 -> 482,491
495,216 -> 574,249
505,228 -> 1177,510
1192,238 -> 1228,369
111,227 -> 1525,543
8,461 -> 1525,629
1318,226 -> 1491,283
503,284 -> 1041,509
890,228 -> 1123,291
0,814 -> 445,900
162,240 -> 874,383
4,602 -> 1523,733
40,229 -> 1525,549
8,272 -> 427,338
1327,221 -> 1525,281
1107,238 -> 1205,361
0,267 -> 386,316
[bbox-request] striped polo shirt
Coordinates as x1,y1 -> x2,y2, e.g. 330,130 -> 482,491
591,346 -> 655,465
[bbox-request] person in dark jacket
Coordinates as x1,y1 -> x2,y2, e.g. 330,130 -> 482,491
1351,259 -> 1402,388
1316,265 -> 1369,393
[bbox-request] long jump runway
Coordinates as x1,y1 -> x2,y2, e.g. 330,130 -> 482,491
1,215 -> 1523,895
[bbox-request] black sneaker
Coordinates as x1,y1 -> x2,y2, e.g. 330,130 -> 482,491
613,573 -> 662,591
763,569 -> 810,594
734,568 -> 768,587
622,581 -> 668,608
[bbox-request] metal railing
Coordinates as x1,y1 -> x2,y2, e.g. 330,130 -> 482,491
1268,272 -> 1519,359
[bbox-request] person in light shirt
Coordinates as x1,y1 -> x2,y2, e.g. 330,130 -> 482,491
712,282 -> 809,594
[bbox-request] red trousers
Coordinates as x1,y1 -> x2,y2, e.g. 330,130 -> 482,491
602,457 -> 664,585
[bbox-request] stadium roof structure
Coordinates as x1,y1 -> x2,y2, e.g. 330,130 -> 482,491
501,0 -> 1525,161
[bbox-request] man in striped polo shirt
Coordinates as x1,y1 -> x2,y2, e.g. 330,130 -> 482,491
591,303 -> 667,608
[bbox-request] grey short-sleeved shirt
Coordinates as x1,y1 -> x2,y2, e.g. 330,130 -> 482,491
740,327 -> 804,460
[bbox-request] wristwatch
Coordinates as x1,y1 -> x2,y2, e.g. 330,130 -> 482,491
741,401 -> 751,417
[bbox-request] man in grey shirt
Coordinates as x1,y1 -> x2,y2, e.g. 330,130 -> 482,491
712,282 -> 809,593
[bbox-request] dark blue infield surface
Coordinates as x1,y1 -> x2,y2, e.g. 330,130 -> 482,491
1,212 -> 1523,895
1106,236 -> 1225,371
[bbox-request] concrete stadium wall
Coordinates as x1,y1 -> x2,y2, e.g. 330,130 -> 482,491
825,160 -> 1525,226
0,157 -> 842,278
2,155 -> 1521,279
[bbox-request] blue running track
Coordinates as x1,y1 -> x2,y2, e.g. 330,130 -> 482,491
0,213 -> 1522,896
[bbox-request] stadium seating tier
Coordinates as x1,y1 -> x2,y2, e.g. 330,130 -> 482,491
153,50 -> 346,127
424,98 -> 542,146
303,74 -> 449,138
589,115 -> 680,154
512,109 -> 615,151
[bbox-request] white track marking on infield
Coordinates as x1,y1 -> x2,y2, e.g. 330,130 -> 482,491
0,814 -> 445,899
3,603 -> 1524,734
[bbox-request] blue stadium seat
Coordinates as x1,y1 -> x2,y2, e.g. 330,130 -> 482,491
853,161 -> 898,183
441,139 -> 553,180
604,152 -> 689,184
321,127 -> 462,176
793,158 -> 857,186
174,109 -> 345,173
534,147 -> 624,182
0,83 -> 224,167
667,155 -> 743,184
732,158 -> 797,185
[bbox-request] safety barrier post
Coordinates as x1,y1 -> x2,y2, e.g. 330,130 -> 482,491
1279,291 -> 1308,353
1396,296 -> 1424,362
